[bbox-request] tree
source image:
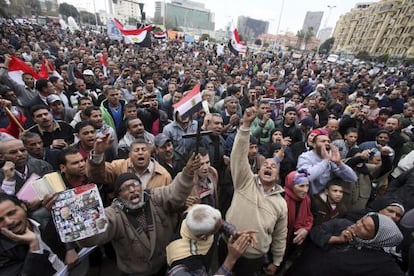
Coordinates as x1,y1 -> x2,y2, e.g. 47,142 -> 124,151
27,0 -> 42,15
356,51 -> 370,60
200,33 -> 210,41
377,54 -> 390,63
254,39 -> 262,46
59,2 -> 79,19
304,27 -> 314,50
319,37 -> 335,54
80,10 -> 97,25
296,30 -> 305,48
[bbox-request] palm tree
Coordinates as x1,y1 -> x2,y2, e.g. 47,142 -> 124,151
296,30 -> 305,49
304,27 -> 314,50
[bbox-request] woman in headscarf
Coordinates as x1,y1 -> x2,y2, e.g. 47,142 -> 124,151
286,213 -> 404,276
284,170 -> 314,246
277,170 -> 313,274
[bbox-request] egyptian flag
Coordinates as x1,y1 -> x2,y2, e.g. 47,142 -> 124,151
228,29 -> 247,56
113,18 -> 153,46
153,31 -> 167,40
100,53 -> 108,77
8,56 -> 48,85
173,83 -> 202,118
41,58 -> 63,80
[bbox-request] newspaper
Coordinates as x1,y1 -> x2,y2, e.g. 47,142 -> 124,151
52,184 -> 108,243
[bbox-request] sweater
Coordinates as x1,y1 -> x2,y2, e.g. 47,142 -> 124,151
226,126 -> 288,265
297,150 -> 357,195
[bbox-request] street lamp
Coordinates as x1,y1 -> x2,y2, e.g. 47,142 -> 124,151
324,5 -> 336,28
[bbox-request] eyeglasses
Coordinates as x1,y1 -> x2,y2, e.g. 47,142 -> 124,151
328,116 -> 336,119
120,181 -> 141,192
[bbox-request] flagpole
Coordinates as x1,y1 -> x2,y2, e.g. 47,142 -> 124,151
195,117 -> 202,155
4,106 -> 25,132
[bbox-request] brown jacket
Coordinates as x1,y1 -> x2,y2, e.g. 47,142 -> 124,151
87,157 -> 172,189
78,171 -> 194,275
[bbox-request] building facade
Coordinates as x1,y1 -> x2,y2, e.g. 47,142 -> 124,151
237,16 -> 269,39
332,0 -> 414,59
113,0 -> 141,23
302,11 -> 324,36
164,0 -> 215,31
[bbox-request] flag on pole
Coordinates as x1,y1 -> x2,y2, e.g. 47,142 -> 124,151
228,29 -> 247,56
100,53 -> 108,77
153,31 -> 167,40
8,56 -> 48,85
173,83 -> 202,118
41,59 -> 63,80
113,18 -> 153,46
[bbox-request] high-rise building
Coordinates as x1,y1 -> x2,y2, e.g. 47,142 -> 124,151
332,0 -> 414,59
163,0 -> 215,31
237,16 -> 269,39
317,27 -> 333,43
302,11 -> 324,35
154,1 -> 165,25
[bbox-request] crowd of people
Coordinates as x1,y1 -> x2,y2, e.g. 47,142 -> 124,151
0,18 -> 414,276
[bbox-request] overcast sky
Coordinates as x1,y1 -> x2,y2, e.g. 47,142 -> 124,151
59,0 -> 372,33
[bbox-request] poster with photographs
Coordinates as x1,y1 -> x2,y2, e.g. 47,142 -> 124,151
52,184 -> 108,243
268,97 -> 285,120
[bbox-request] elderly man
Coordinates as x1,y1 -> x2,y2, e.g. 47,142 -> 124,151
78,155 -> 201,275
88,134 -> 171,190
0,138 -> 52,195
226,107 -> 287,275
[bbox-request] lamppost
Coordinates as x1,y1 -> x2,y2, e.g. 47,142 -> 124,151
324,5 -> 336,28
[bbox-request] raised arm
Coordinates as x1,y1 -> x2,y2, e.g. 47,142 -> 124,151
231,107 -> 256,190
153,153 -> 201,211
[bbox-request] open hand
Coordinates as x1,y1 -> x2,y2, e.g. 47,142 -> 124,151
293,228 -> 308,245
1,226 -> 39,251
329,145 -> 342,164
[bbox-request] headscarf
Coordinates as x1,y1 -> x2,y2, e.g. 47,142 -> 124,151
284,170 -> 313,241
354,212 -> 403,249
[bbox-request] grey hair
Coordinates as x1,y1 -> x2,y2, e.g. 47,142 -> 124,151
186,204 -> 222,236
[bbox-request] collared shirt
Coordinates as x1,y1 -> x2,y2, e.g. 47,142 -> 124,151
29,219 -> 65,273
134,160 -> 155,189
39,94 -> 48,105
256,178 -> 277,197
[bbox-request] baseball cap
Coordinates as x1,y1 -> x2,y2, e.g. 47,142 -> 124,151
46,94 -> 61,104
154,133 -> 171,148
83,69 -> 94,76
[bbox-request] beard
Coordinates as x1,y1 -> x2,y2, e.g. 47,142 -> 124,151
117,191 -> 146,210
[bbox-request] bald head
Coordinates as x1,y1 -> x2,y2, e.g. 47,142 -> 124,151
325,119 -> 339,133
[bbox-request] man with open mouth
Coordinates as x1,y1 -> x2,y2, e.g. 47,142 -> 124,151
78,154 -> 202,275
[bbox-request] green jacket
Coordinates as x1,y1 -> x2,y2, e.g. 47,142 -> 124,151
100,99 -> 125,131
